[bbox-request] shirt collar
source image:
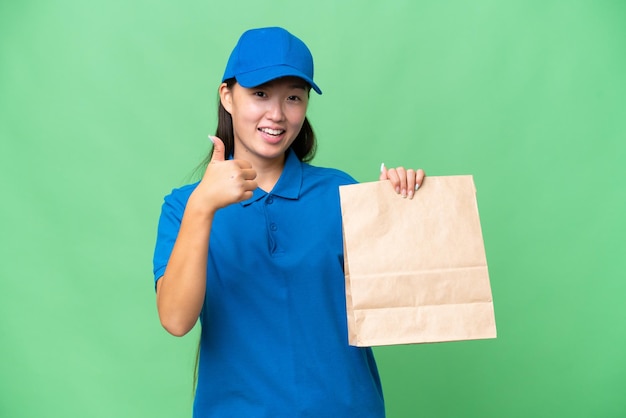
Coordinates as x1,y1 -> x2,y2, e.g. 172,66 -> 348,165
240,149 -> 303,206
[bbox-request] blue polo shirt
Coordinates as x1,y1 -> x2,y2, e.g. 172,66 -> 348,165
153,149 -> 385,417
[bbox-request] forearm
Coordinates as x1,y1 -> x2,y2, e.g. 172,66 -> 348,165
155,139 -> 257,336
156,200 -> 215,336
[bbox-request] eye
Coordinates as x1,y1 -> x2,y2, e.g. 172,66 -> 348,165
254,91 -> 267,98
287,95 -> 302,102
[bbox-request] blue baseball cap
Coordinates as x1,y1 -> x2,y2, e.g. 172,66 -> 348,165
222,27 -> 322,95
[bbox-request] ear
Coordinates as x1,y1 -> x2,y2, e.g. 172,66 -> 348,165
219,82 -> 233,114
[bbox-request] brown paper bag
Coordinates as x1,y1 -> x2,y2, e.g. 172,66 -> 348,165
339,175 -> 496,347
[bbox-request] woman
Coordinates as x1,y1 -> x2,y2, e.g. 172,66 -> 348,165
153,27 -> 425,417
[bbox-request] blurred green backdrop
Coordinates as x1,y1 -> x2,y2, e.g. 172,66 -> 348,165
1,1 -> 625,417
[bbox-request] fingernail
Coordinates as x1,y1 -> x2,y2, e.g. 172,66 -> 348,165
208,135 -> 215,144
401,189 -> 407,198
380,162 -> 385,173
395,186 -> 400,194
408,190 -> 415,199
414,184 -> 420,191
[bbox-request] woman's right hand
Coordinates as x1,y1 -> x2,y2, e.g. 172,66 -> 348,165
189,136 -> 258,214
156,136 -> 257,337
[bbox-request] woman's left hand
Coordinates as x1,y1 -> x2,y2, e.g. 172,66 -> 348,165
379,163 -> 426,199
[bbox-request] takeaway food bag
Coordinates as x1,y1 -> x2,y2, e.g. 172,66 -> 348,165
339,176 -> 496,347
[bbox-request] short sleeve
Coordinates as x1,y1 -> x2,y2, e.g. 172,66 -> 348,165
152,184 -> 197,286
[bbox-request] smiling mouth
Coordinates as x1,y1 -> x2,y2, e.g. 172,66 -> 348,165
259,127 -> 285,136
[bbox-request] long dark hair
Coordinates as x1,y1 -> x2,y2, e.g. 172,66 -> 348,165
195,78 -> 317,176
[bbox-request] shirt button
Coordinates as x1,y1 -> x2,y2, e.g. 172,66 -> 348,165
266,196 -> 274,204
270,223 -> 278,231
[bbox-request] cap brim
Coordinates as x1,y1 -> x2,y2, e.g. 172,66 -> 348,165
235,65 -> 322,95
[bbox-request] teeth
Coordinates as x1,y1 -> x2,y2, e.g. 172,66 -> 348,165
260,128 -> 283,136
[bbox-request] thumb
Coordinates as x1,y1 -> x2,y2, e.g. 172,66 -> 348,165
209,135 -> 226,162
379,162 -> 388,180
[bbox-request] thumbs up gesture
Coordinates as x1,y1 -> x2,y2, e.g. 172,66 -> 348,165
189,136 -> 258,213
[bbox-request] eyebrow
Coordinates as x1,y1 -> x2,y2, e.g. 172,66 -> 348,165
260,79 -> 309,90
287,83 -> 308,90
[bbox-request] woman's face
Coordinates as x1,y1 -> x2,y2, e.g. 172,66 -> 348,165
220,76 -> 309,165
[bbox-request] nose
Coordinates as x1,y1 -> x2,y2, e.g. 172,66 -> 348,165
266,99 -> 285,122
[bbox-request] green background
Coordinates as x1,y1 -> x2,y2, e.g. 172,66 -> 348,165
1,1 -> 625,417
